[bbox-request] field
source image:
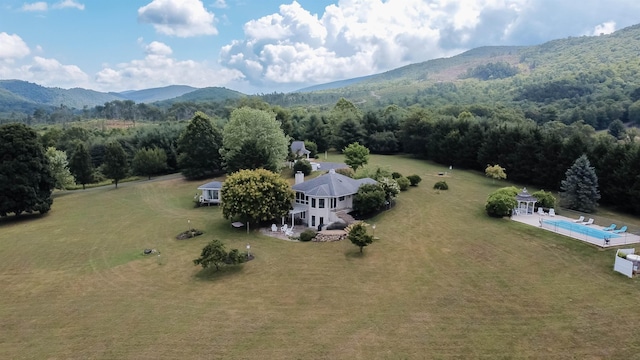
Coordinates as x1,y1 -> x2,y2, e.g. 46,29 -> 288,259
2,155 -> 640,359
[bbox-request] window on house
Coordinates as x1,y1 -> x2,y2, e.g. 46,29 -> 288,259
338,196 -> 345,201
311,216 -> 316,227
320,217 -> 324,225
312,198 -> 316,208
331,198 -> 336,208
319,199 -> 325,208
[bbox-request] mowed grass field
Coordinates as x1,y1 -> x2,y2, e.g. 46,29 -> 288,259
2,155 -> 640,359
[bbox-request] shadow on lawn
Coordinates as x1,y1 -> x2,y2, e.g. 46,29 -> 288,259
194,263 -> 246,281
0,212 -> 48,226
344,249 -> 368,260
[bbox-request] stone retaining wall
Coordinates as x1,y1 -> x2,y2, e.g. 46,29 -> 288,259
313,230 -> 347,242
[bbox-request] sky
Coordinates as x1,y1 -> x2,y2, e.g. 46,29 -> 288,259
1,0 -> 639,95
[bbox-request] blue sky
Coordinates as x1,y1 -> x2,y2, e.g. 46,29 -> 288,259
1,0 -> 639,94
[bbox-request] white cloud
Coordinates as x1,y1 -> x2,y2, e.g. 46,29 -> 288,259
138,0 -> 218,37
0,56 -> 90,88
95,41 -> 244,91
592,21 -> 616,36
0,33 -> 31,61
212,0 -> 227,9
220,0 -> 492,87
53,0 -> 85,10
21,2 -> 48,11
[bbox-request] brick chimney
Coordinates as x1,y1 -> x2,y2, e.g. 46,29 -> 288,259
295,171 -> 304,185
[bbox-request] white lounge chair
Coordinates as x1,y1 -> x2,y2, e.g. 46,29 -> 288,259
285,225 -> 294,237
549,208 -> 556,217
281,224 -> 288,233
581,218 -> 594,225
573,216 -> 585,223
271,224 -> 278,232
537,207 -> 546,216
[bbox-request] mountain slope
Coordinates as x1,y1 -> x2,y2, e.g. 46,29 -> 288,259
0,80 -> 124,109
154,87 -> 245,106
117,85 -> 199,103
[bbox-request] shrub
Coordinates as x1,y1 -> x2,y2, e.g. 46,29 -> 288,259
293,159 -> 312,176
433,181 -> 448,190
335,167 -> 355,178
392,171 -> 403,179
299,229 -> 317,242
532,190 -> 556,209
397,177 -> 410,191
485,186 -> 519,217
407,174 -> 422,186
326,221 -> 348,230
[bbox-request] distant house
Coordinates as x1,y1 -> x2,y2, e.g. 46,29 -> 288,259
290,141 -> 311,159
197,181 -> 223,206
290,169 -> 377,228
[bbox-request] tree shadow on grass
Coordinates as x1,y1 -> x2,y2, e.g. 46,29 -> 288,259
194,264 -> 246,281
344,249 -> 367,260
0,212 -> 48,226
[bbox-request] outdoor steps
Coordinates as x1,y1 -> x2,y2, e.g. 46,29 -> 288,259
335,211 -> 356,224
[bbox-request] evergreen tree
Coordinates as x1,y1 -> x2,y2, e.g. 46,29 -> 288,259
560,155 -> 600,213
335,118 -> 366,152
69,142 -> 94,190
0,123 -> 55,216
177,112 -> 223,180
102,141 -> 129,189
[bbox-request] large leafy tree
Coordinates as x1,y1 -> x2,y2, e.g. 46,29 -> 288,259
132,147 -> 167,180
45,147 -> 75,190
353,183 -> 386,216
69,142 -> 94,190
560,154 -> 601,213
177,112 -> 223,180
304,114 -> 330,153
221,107 -> 289,173
102,141 -> 129,189
221,169 -> 294,231
0,123 -> 55,216
343,142 -> 370,172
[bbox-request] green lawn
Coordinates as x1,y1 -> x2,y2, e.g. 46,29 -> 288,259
2,155 -> 640,359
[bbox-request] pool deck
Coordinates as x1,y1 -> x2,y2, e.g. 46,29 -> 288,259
511,213 -> 640,248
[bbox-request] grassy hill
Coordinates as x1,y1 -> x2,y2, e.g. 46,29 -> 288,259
2,155 -> 640,358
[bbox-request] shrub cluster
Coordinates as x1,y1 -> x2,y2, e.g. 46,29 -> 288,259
407,175 -> 422,186
299,229 -> 317,242
293,159 -> 312,176
433,181 -> 448,190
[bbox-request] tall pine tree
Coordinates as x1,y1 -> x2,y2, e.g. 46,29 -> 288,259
560,154 -> 600,213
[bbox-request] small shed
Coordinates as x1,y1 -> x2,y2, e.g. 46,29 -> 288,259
197,181 -> 223,206
515,187 -> 537,215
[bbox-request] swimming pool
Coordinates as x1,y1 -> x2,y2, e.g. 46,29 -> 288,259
542,219 -> 620,240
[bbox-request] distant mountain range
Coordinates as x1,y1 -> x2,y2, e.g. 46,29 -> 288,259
0,81 -> 231,114
2,22 -> 640,116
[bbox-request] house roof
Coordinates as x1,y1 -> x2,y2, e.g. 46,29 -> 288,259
291,141 -> 310,155
292,171 -> 377,197
197,181 -> 223,190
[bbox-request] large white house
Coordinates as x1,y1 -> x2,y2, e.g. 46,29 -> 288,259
290,169 -> 377,228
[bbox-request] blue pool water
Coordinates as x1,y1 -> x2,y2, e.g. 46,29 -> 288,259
543,219 -> 620,240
